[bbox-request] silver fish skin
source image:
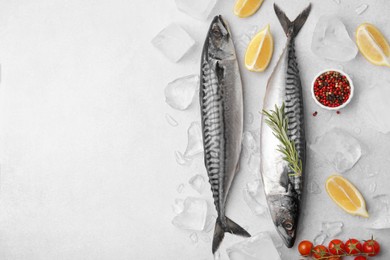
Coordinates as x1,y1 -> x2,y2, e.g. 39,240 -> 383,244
260,4 -> 311,248
200,15 -> 250,254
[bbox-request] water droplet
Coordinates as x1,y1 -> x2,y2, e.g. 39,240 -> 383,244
177,183 -> 184,193
189,232 -> 198,244
356,4 -> 369,15
369,182 -> 377,193
165,113 -> 179,127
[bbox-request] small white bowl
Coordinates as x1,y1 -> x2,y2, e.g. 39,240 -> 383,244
311,69 -> 354,111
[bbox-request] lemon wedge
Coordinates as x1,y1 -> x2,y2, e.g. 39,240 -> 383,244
234,0 -> 264,18
326,175 -> 369,218
356,23 -> 390,67
244,24 -> 273,72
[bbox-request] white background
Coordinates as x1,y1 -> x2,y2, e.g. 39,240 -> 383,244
0,0 -> 390,259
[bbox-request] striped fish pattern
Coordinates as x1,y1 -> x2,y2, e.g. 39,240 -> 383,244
285,41 -> 306,194
260,4 -> 311,248
200,15 -> 250,254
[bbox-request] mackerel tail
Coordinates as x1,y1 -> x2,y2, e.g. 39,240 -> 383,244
260,3 -> 311,249
200,15 -> 250,254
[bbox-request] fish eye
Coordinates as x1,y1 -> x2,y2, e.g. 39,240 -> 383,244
212,27 -> 222,38
283,221 -> 293,231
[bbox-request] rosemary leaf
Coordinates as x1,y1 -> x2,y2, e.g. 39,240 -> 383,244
262,103 -> 302,176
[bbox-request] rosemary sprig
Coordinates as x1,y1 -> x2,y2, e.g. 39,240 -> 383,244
262,103 -> 302,176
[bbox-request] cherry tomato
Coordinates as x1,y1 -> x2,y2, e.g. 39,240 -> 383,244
312,245 -> 329,259
354,256 -> 367,260
345,239 -> 362,255
328,239 -> 345,255
363,238 -> 380,256
328,257 -> 341,260
298,240 -> 313,256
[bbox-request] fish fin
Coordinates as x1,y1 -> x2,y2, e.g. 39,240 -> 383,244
212,218 -> 251,254
212,220 -> 225,254
225,217 -> 251,237
274,3 -> 312,38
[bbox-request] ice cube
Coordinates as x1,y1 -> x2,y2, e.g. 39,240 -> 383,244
359,82 -> 390,134
310,128 -> 361,173
227,232 -> 281,260
174,150 -> 189,165
151,23 -> 195,62
172,197 -> 208,231
165,75 -> 199,110
332,0 -> 341,4
355,4 -> 369,15
235,26 -> 259,52
189,232 -> 198,243
308,181 -> 321,194
322,221 -> 343,237
175,0 -> 217,20
189,174 -> 206,194
204,215 -> 217,232
243,180 -> 267,216
311,16 -> 358,62
366,194 -> 390,229
313,231 -> 327,245
184,122 -> 204,158
165,113 -> 179,127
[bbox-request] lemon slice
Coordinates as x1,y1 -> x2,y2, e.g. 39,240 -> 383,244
326,175 -> 369,218
244,24 -> 273,72
356,23 -> 390,67
234,0 -> 264,18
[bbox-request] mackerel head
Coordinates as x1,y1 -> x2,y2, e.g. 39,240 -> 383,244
260,4 -> 311,248
200,15 -> 250,254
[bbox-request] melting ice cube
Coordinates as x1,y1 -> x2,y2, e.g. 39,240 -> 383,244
172,197 -> 208,231
204,215 -> 217,233
175,122 -> 204,165
165,75 -> 199,110
227,232 -> 281,260
322,221 -> 343,237
308,181 -> 321,194
151,23 -> 195,62
243,180 -> 267,216
175,0 -> 217,20
310,128 -> 361,173
235,26 -> 259,52
366,194 -> 390,229
184,122 -> 204,158
189,174 -> 206,194
174,150 -> 189,165
311,16 -> 358,62
313,231 -> 327,245
359,82 -> 390,134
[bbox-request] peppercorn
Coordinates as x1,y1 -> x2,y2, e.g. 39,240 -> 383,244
313,71 -> 351,108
